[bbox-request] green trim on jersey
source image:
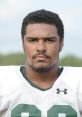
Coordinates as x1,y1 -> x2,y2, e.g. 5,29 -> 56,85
20,66 -> 63,91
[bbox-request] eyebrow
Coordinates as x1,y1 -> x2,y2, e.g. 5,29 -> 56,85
26,36 -> 57,40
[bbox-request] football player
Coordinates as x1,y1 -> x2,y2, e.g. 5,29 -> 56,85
0,9 -> 82,117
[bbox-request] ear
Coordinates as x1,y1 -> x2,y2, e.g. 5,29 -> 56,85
59,39 -> 64,52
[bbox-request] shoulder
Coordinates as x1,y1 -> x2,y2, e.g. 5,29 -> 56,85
0,66 -> 22,95
62,66 -> 82,79
61,66 -> 82,89
62,66 -> 82,75
0,65 -> 20,77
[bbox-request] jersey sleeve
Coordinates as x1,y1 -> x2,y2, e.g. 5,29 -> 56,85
0,66 -> 21,114
77,67 -> 82,116
78,81 -> 82,115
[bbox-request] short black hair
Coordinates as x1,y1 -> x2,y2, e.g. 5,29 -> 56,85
21,9 -> 64,40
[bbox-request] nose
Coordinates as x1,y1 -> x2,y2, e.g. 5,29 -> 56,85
36,40 -> 46,52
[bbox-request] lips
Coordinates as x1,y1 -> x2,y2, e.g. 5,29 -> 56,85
34,54 -> 48,60
36,55 -> 46,58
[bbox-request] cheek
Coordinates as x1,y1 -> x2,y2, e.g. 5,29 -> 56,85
23,42 -> 34,57
23,45 -> 33,60
48,45 -> 60,57
24,49 -> 33,65
47,45 -> 60,64
25,48 -> 32,59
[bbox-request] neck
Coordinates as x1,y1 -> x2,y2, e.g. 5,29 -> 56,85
24,64 -> 60,89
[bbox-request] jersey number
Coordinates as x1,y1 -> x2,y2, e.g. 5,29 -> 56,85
11,104 -> 77,117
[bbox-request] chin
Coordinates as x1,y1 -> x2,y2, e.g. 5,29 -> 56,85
32,65 -> 52,73
29,62 -> 53,73
34,68 -> 49,73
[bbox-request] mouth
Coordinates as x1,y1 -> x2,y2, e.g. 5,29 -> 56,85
34,54 -> 49,61
36,55 -> 47,60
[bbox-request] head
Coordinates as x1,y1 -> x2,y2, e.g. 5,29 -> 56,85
21,9 -> 64,73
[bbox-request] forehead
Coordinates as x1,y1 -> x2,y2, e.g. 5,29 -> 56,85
25,23 -> 58,37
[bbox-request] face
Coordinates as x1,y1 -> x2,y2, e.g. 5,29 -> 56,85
22,23 -> 63,73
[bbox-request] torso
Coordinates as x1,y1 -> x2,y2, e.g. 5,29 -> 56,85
0,66 -> 82,117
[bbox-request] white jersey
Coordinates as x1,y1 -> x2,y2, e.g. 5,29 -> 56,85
0,66 -> 82,117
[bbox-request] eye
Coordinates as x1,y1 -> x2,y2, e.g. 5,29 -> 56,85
28,38 -> 37,43
45,37 -> 57,43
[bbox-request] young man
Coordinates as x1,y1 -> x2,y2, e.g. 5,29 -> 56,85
0,9 -> 82,117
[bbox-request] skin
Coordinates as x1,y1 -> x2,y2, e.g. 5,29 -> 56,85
22,23 -> 64,89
